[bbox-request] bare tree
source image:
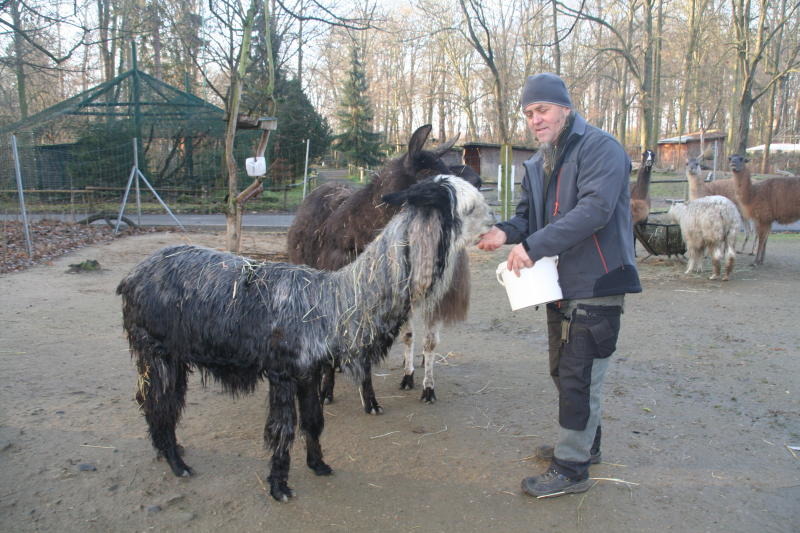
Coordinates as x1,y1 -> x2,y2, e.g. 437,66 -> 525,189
1,0 -> 89,119
729,0 -> 800,155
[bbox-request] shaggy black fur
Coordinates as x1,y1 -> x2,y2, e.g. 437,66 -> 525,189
117,176 -> 485,502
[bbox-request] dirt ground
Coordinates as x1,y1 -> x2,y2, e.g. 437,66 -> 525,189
1,229 -> 798,533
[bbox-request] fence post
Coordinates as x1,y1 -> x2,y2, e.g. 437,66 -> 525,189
11,135 -> 34,258
302,138 -> 310,199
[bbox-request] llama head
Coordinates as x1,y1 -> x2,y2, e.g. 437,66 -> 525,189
383,175 -> 492,243
642,150 -> 655,168
729,154 -> 749,172
686,157 -> 702,176
667,201 -> 686,223
401,125 -> 458,182
383,175 -> 492,300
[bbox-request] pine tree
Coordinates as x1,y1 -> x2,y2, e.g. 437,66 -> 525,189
269,75 -> 332,179
333,45 -> 383,167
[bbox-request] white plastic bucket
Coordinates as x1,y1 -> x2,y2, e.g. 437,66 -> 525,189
245,156 -> 266,177
495,256 -> 562,311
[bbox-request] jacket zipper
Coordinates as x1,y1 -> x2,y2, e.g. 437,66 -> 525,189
593,234 -> 609,273
552,169 -> 562,216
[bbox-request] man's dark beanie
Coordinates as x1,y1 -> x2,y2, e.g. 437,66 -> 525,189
519,73 -> 572,109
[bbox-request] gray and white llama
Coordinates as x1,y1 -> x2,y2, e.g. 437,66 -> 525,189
117,176 -> 493,502
288,124 -> 482,411
668,195 -> 741,280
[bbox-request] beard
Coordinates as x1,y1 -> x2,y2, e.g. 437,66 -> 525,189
540,111 -> 574,176
540,141 -> 558,177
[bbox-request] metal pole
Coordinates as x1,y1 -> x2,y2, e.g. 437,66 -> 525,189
136,170 -> 186,231
11,135 -> 33,258
133,138 -> 142,224
511,165 -> 516,204
114,164 -> 137,234
497,164 -> 502,203
302,138 -> 310,199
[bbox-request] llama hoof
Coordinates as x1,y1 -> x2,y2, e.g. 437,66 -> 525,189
159,449 -> 194,477
308,460 -> 333,476
268,479 -> 295,502
420,388 -> 437,403
364,402 -> 384,415
400,374 -> 415,390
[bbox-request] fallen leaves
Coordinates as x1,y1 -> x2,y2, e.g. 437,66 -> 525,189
1,219 -> 146,274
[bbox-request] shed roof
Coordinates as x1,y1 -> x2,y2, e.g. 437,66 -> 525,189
657,130 -> 726,145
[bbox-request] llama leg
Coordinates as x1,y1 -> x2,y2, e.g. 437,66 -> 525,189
684,250 -> 697,274
319,360 -> 336,405
399,323 -> 415,390
709,247 -> 722,280
360,359 -> 383,415
297,370 -> 332,476
723,246 -> 735,281
265,369 -> 298,502
754,225 -> 769,265
132,335 -> 192,477
420,325 -> 440,403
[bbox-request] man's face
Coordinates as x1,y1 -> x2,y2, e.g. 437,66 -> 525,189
523,103 -> 571,145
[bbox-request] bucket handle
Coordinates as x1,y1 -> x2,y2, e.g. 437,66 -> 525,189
496,261 -> 507,287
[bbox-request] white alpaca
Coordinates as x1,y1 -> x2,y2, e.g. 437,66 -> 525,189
668,195 -> 741,280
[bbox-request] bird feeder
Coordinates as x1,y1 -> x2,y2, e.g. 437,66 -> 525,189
245,117 -> 278,177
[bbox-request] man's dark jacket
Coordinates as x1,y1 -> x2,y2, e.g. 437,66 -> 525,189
496,113 -> 642,299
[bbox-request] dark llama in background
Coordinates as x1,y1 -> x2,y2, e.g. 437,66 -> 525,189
630,149 -> 655,225
117,176 -> 493,502
288,124 -> 483,412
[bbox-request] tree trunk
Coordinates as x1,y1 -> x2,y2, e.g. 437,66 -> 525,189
224,2 -> 259,253
551,0 -> 561,75
639,0 -> 655,152
760,82 -> 777,173
11,0 -> 28,119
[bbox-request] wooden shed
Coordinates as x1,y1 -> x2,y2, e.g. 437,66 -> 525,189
656,130 -> 726,170
462,142 -> 537,181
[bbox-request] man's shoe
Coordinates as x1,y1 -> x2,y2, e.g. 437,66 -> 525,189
535,444 -> 601,464
521,465 -> 592,498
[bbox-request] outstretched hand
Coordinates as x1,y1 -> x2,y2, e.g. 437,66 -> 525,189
477,227 -> 507,251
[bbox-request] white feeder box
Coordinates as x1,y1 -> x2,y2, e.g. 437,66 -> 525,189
246,157 -> 267,177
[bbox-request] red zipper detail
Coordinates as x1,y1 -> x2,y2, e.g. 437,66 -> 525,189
593,234 -> 609,273
552,169 -> 562,216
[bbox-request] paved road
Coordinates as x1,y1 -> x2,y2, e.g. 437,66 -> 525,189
5,211 -> 799,233
0,212 -> 294,231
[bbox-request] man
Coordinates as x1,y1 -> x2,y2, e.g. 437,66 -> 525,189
477,73 -> 641,498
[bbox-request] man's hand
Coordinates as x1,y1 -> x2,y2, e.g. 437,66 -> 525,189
477,227 -> 507,251
507,244 -> 534,276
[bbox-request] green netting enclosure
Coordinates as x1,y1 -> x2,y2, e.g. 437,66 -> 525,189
0,60 -> 294,225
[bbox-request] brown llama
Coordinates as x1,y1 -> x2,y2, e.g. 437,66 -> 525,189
287,124 -> 482,412
686,156 -> 756,253
630,149 -> 655,224
729,154 -> 800,265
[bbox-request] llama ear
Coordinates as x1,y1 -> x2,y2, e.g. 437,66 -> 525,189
407,125 -> 433,158
433,132 -> 460,155
382,189 -> 409,206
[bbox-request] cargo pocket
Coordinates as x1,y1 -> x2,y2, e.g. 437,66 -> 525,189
557,324 -> 594,431
587,315 -> 620,359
